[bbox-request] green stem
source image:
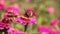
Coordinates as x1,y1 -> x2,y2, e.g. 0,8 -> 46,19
24,23 -> 28,34
24,23 -> 28,32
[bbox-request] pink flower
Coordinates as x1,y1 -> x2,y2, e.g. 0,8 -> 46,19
0,22 -> 4,30
0,0 -> 5,9
7,28 -> 24,34
37,25 -> 60,34
15,8 -> 37,25
50,18 -> 59,26
46,6 -> 55,14
2,12 -> 19,19
29,17 -> 36,24
25,8 -> 37,16
2,13 -> 9,18
15,16 -> 30,25
33,10 -> 37,16
0,19 -> 11,30
37,25 -> 50,34
49,28 -> 60,34
16,16 -> 36,25
5,3 -> 20,13
25,8 -> 33,12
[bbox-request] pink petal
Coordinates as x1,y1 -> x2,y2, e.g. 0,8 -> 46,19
50,18 -> 59,26
37,25 -> 49,33
46,6 -> 55,14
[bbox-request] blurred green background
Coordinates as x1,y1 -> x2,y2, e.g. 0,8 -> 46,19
0,0 -> 60,34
